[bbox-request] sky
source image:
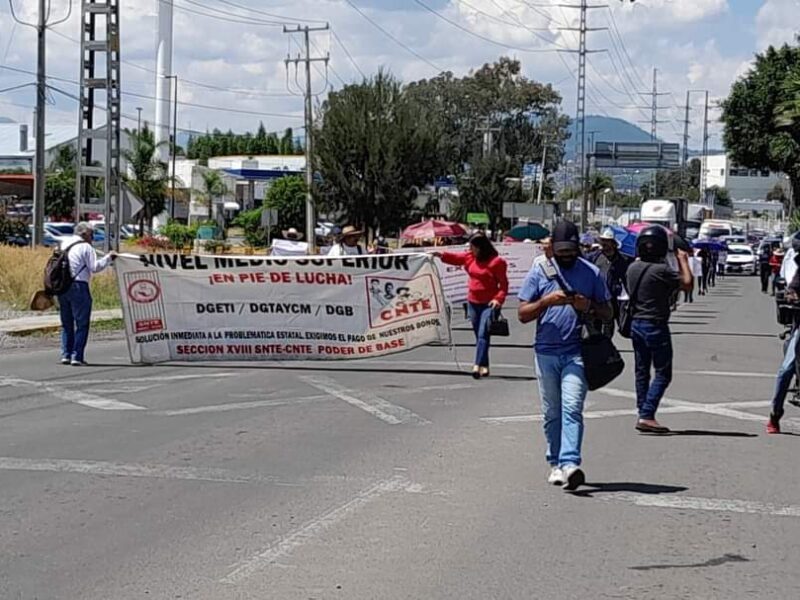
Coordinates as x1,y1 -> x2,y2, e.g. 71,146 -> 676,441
0,0 -> 797,152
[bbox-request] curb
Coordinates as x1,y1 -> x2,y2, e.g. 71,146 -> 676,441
0,310 -> 123,336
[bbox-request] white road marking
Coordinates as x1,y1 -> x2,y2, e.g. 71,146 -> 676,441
0,376 -> 146,411
675,370 -> 775,379
301,375 -> 429,425
0,457 -> 326,486
221,475 -> 412,585
60,373 -> 238,386
482,406 -> 691,424
154,395 -> 330,416
615,493 -> 800,518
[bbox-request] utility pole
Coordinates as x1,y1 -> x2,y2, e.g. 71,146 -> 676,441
537,135 -> 548,205
701,91 -> 710,204
164,75 -> 178,220
284,24 -> 329,253
635,68 -> 669,199
33,0 -> 46,246
477,117 -> 501,158
557,1 -> 607,231
681,90 -> 691,191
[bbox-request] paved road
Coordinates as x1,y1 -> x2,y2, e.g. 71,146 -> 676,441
1,273 -> 798,599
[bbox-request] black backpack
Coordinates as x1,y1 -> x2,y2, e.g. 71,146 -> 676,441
44,241 -> 87,296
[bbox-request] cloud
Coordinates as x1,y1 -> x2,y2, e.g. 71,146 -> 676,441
0,0 -> 764,150
756,0 -> 798,50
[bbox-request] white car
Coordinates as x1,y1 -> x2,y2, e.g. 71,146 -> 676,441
725,244 -> 756,275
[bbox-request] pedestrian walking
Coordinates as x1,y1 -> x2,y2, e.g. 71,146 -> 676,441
589,228 -> 632,337
698,248 -> 710,295
767,252 -> 800,434
437,234 -> 509,379
709,249 -> 718,287
627,226 -> 693,434
327,225 -> 365,256
759,244 -> 773,294
717,246 -> 727,279
686,250 -> 702,303
517,221 -> 613,491
770,247 -> 785,295
57,222 -> 116,366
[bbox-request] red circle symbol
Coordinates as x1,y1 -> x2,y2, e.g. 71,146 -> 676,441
127,279 -> 161,304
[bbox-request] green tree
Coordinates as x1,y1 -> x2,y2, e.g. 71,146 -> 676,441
280,128 -> 295,154
721,42 -> 800,210
122,125 -> 169,230
264,175 -> 306,233
708,185 -> 732,207
196,169 -> 227,221
586,171 -> 614,211
454,155 -> 521,230
44,171 -> 76,220
315,70 -> 443,236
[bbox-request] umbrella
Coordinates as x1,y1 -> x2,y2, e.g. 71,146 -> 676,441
400,219 -> 468,240
692,239 -> 727,251
507,222 -> 550,241
608,225 -> 638,258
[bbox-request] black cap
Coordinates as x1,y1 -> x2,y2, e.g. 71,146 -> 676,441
552,220 -> 580,252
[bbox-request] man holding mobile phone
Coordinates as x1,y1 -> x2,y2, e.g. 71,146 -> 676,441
518,221 -> 613,491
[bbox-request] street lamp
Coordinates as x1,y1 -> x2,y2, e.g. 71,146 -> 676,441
136,107 -> 143,134
602,187 -> 612,227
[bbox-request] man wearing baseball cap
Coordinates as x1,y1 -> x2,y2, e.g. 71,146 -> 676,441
517,221 -> 613,491
589,228 -> 632,337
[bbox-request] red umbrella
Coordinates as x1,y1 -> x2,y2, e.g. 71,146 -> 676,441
400,219 -> 468,240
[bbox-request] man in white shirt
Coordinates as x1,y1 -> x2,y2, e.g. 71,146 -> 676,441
781,246 -> 798,284
58,222 -> 116,366
327,225 -> 365,256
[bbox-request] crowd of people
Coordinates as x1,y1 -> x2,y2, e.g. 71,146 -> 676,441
51,218 -> 794,492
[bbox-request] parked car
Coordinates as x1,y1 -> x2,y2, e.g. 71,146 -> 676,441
725,244 -> 757,275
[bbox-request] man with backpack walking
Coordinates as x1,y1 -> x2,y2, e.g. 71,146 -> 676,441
51,222 -> 116,366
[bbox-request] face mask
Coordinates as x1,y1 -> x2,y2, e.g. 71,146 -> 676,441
555,255 -> 578,270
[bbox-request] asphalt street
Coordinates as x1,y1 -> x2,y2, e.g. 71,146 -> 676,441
1,272 -> 798,599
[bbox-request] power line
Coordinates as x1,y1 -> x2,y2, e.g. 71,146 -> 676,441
412,0 -> 561,53
164,0 -> 285,26
44,28 -> 295,98
0,64 -> 302,119
341,0 -> 442,73
207,0 -> 326,24
331,30 -> 366,79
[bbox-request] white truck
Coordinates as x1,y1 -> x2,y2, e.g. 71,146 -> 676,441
640,198 -> 692,238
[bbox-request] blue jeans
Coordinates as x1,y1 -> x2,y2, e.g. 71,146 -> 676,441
535,352 -> 588,467
468,302 -> 493,367
59,282 -> 93,362
631,319 -> 673,420
771,326 -> 800,418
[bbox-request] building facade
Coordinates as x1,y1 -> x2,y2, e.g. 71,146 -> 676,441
704,153 -> 789,201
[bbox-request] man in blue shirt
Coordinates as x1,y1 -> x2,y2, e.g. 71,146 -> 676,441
518,221 -> 612,491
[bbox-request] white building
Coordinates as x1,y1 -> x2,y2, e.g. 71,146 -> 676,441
170,155 -> 305,224
704,153 -> 789,201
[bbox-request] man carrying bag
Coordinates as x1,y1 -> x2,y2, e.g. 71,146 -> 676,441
518,221 -> 614,491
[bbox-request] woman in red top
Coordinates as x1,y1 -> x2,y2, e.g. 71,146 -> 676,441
438,234 -> 509,378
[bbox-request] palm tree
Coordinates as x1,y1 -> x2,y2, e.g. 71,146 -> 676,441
776,72 -> 800,127
122,125 -> 168,231
196,169 -> 228,221
585,171 -> 614,212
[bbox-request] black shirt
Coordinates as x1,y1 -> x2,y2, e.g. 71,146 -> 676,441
627,261 -> 680,322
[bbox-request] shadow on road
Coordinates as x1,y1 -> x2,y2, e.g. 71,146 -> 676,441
663,429 -> 758,438
670,320 -> 713,326
630,553 -> 749,571
571,482 -> 688,498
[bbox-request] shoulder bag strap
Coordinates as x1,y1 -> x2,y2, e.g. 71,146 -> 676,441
64,240 -> 90,278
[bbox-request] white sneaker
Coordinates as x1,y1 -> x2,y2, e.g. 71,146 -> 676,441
562,465 -> 585,491
547,466 -> 565,486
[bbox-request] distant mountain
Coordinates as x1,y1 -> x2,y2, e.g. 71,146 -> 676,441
564,115 -> 656,161
0,117 -> 14,124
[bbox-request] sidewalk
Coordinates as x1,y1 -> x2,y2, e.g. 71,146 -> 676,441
0,309 -> 123,335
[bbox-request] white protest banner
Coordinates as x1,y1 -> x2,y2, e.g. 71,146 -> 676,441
400,242 -> 545,304
116,253 -> 450,364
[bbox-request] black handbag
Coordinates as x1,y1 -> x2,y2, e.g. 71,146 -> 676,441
545,260 -> 625,391
617,264 -> 652,339
488,309 -> 510,337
